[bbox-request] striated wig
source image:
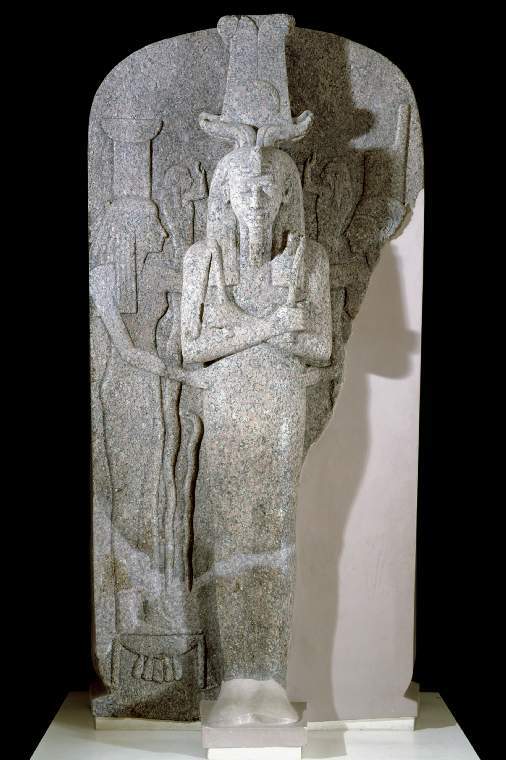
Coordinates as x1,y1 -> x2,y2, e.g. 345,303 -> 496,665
90,197 -> 164,313
206,147 -> 304,285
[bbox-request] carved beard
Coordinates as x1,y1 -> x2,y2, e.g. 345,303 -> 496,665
248,223 -> 268,267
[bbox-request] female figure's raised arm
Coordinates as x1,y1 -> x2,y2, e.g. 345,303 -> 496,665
90,264 -> 166,376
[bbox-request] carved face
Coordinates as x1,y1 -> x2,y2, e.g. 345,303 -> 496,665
227,149 -> 291,231
135,212 -> 167,254
229,170 -> 285,229
206,147 -> 304,276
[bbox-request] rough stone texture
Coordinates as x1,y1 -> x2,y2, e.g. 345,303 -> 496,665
89,13 -> 423,722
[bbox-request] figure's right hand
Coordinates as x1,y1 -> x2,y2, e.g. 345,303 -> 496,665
271,304 -> 306,335
120,347 -> 167,376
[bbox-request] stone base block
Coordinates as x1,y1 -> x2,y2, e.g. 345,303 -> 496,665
200,700 -> 307,753
207,749 -> 301,759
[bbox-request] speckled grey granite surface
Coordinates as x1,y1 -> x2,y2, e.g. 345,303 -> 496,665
89,13 -> 423,722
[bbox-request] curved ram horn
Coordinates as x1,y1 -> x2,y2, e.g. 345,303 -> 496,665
199,113 -> 256,148
256,110 -> 314,147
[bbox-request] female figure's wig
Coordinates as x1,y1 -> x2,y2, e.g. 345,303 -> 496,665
90,197 -> 163,313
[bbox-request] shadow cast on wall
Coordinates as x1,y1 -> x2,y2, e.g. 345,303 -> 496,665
290,245 -> 420,719
284,30 -> 421,721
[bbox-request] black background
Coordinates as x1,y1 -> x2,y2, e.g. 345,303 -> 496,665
15,4 -> 493,759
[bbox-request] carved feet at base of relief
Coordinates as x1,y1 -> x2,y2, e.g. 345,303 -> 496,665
131,653 -> 183,683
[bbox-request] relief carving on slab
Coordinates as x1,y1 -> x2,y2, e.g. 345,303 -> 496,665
159,161 -> 208,268
89,13 -> 423,724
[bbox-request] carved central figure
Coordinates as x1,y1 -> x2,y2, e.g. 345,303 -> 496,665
181,142 -> 331,724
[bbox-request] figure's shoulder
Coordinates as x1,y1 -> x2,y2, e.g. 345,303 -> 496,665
184,240 -> 210,269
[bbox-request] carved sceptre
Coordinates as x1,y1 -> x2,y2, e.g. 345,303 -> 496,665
286,235 -> 305,308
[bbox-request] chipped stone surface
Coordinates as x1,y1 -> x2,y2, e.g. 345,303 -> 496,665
89,13 -> 423,722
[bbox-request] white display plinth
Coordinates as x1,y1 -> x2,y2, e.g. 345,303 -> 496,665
32,691 -> 479,759
208,750 -> 300,760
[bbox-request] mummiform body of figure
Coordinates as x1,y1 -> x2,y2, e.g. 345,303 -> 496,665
181,146 -> 332,724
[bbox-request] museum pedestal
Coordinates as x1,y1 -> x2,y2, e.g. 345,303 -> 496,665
207,750 -> 301,759
32,691 -> 479,759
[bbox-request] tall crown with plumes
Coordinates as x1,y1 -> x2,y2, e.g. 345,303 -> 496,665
199,14 -> 313,148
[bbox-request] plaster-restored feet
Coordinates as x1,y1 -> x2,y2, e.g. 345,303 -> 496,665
207,679 -> 257,726
207,678 -> 299,727
252,679 -> 299,725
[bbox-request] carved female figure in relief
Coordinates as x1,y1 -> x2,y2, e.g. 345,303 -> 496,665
90,197 -> 181,634
181,145 -> 332,724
